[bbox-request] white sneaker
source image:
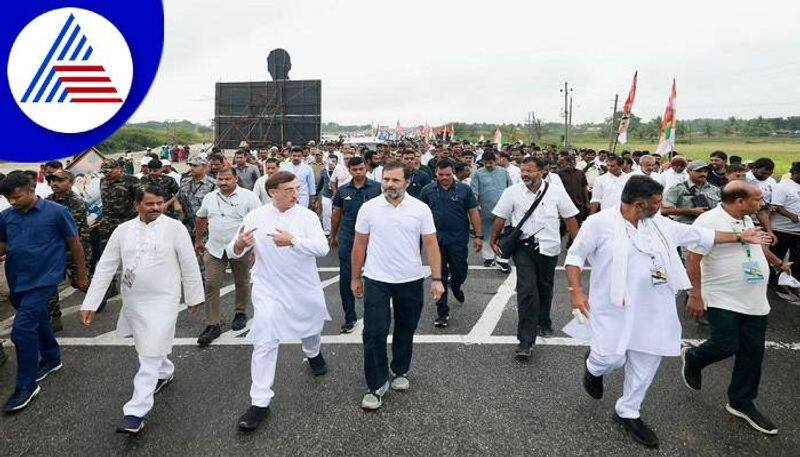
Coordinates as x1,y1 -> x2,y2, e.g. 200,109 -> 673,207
774,288 -> 799,303
390,375 -> 410,391
361,381 -> 389,410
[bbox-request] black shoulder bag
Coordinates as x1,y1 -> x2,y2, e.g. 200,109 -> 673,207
498,182 -> 549,259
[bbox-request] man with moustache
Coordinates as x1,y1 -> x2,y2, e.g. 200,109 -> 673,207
565,175 -> 771,448
80,184 -> 203,434
471,151 -> 513,271
253,158 -> 280,205
280,147 -> 316,208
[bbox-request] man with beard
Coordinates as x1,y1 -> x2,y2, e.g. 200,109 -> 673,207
80,184 -> 203,433
140,159 -> 181,216
351,162 -> 443,410
590,156 -> 629,214
228,171 -> 331,431
233,150 -> 260,191
46,170 -> 92,332
707,151 -> 729,188
491,157 -> 579,354
564,175 -> 771,448
471,151 -> 513,272
280,147 -> 316,208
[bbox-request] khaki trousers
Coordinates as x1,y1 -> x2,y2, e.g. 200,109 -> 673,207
203,251 -> 251,325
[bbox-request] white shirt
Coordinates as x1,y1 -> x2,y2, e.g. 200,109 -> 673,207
226,204 -> 330,343
770,178 -> 800,233
35,181 -> 52,199
355,195 -> 436,283
370,165 -> 384,183
280,162 -> 316,201
632,169 -> 661,183
689,206 -> 770,316
504,164 -> 522,185
81,216 -> 204,356
168,171 -> 181,185
252,175 -> 271,205
746,171 -> 778,204
196,186 -> 261,259
330,162 -> 352,188
660,168 -> 688,191
565,209 -> 715,356
0,196 -> 10,212
590,172 -> 629,210
492,182 -> 579,256
543,172 -> 563,187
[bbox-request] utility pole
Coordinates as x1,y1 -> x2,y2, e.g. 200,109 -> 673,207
560,82 -> 573,149
608,94 -> 618,151
568,97 -> 573,128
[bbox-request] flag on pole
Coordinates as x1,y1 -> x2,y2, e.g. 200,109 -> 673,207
655,79 -> 677,156
617,71 -> 638,144
493,127 -> 502,150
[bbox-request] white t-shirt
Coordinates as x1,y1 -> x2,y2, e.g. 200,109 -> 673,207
746,171 -> 777,204
689,205 -> 770,316
492,182 -> 578,256
354,194 -> 436,283
196,187 -> 261,259
770,178 -> 800,233
505,164 -> 522,185
590,172 -> 629,210
660,168 -> 688,192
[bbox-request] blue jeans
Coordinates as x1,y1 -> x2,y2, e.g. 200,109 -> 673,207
338,239 -> 357,324
362,277 -> 424,391
435,237 -> 468,318
10,285 -> 60,390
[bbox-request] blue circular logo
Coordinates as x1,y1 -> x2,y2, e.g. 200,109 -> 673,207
1,1 -> 164,162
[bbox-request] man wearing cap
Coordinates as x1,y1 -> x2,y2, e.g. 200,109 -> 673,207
662,160 -> 721,224
135,157 -> 150,179
46,170 -> 92,332
176,157 -> 216,245
660,155 -> 689,191
161,160 -> 181,186
140,159 -> 181,216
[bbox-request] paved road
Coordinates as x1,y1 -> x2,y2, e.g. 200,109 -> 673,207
1,249 -> 798,456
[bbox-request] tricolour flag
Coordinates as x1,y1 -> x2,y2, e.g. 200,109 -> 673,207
493,127 -> 502,150
617,71 -> 637,144
655,79 -> 677,156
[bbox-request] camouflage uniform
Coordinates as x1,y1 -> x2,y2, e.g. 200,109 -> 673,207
177,175 -> 216,237
47,190 -> 92,318
140,174 -> 180,219
98,173 -> 140,248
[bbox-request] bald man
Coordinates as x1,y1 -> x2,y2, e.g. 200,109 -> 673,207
682,181 -> 788,435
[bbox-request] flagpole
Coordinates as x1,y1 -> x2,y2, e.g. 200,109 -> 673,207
608,93 -> 618,152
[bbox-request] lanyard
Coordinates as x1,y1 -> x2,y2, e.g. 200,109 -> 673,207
730,221 -> 752,259
216,192 -> 239,218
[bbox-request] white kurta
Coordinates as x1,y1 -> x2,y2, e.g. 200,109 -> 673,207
565,208 -> 714,357
227,203 -> 330,344
81,216 -> 204,356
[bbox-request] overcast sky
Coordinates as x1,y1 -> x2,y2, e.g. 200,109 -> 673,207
130,0 -> 800,127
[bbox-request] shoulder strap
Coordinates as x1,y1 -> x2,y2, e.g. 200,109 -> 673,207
516,182 -> 549,228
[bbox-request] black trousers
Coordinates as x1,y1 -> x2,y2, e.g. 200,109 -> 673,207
768,231 -> 800,286
512,246 -> 558,346
687,307 -> 768,409
435,237 -> 468,317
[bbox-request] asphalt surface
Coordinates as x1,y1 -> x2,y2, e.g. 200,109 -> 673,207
1,248 -> 799,456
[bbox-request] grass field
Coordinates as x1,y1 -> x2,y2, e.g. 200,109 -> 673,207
555,136 -> 800,176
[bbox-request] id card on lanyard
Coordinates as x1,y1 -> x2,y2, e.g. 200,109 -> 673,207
732,221 -> 765,283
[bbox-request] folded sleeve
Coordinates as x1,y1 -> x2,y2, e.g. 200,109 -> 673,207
564,216 -> 598,268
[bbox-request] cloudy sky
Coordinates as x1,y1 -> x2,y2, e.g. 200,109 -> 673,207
130,0 -> 800,126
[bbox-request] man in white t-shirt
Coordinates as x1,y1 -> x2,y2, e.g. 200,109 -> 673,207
745,158 -> 778,205
590,156 -> 629,213
683,181 -> 788,436
350,162 -> 444,411
768,162 -> 800,298
497,151 -> 522,185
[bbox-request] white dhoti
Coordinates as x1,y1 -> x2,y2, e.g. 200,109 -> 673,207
586,350 -> 662,419
124,355 -> 174,417
250,335 -> 322,407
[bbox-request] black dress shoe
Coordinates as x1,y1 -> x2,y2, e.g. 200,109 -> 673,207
231,313 -> 248,331
238,406 -> 270,431
613,414 -> 659,448
515,342 -> 532,360
583,351 -> 603,399
340,321 -> 356,334
308,353 -> 328,376
680,347 -> 702,390
197,324 -> 221,347
452,287 -> 465,303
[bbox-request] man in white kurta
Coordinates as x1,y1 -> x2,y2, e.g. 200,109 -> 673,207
227,171 -> 330,431
564,175 -> 768,448
80,186 -> 204,433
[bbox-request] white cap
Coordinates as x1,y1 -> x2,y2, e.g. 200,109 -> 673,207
162,159 -> 171,166
139,157 -> 151,165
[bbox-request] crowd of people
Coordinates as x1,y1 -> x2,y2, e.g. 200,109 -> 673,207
0,138 -> 798,448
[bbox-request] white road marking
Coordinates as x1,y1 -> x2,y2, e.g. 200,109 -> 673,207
465,267 -> 517,342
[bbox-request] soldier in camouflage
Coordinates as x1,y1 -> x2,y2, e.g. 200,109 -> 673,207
46,169 -> 92,331
140,158 -> 181,217
177,156 -> 216,238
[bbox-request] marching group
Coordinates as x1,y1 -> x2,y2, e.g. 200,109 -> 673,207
0,139 -> 798,448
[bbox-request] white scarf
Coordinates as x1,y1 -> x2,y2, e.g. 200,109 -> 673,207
610,206 -> 692,308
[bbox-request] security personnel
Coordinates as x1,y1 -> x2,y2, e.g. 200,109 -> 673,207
140,158 -> 181,217
419,159 -> 483,327
330,156 -> 382,333
401,149 -> 432,199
